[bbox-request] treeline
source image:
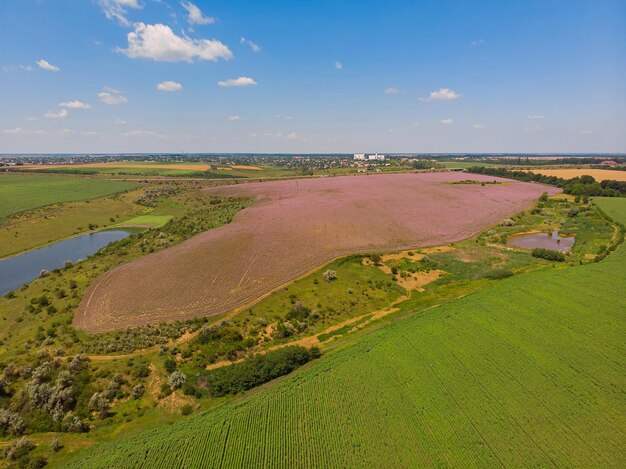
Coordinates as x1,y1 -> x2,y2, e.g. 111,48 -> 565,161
467,166 -> 626,197
201,346 -> 321,397
493,157 -> 626,166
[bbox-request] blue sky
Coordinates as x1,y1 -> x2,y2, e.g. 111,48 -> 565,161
1,0 -> 624,153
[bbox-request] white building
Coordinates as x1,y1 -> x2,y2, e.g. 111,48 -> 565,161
353,153 -> 366,160
367,153 -> 385,161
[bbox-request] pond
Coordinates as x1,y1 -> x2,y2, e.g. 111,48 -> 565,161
0,230 -> 130,295
508,230 -> 575,253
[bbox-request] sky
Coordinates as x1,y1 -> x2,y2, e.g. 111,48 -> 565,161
0,0 -> 625,154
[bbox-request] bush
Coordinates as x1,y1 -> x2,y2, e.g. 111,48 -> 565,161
204,346 -> 321,397
484,269 -> 514,280
181,404 -> 193,416
168,371 -> 187,390
323,270 -> 337,282
6,437 -> 35,460
164,358 -> 177,373
3,290 -> 15,299
567,207 -> 580,218
531,248 -> 566,262
50,437 -> 63,453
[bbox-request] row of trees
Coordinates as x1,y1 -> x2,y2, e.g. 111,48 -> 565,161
467,166 -> 626,197
202,346 -> 321,397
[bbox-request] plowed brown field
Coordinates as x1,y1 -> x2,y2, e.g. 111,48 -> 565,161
75,172 -> 559,332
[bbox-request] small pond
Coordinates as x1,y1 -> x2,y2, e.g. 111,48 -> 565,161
0,230 -> 130,295
508,230 -> 575,253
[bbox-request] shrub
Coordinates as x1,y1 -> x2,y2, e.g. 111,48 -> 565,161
6,437 -> 35,460
484,269 -> 513,280
50,437 -> 63,453
3,290 -> 15,299
168,371 -> 187,390
501,218 -> 515,227
130,384 -> 145,400
164,359 -> 177,373
567,207 -> 580,218
323,270 -> 337,282
0,409 -> 26,436
539,192 -> 549,202
531,248 -> 566,262
181,404 -> 193,416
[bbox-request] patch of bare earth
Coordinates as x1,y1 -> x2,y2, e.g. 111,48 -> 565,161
75,172 -> 559,332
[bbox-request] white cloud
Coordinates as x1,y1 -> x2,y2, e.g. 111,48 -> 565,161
286,132 -> 298,140
473,123 -> 485,129
3,127 -> 26,135
121,130 -> 164,138
412,122 -> 421,127
240,37 -> 261,53
527,115 -> 544,119
335,61 -> 343,70
119,23 -> 232,62
385,87 -> 399,95
217,76 -> 257,87
44,109 -> 69,119
262,131 -> 283,138
524,125 -> 540,133
25,117 -> 38,121
471,39 -> 485,47
274,114 -> 293,120
2,65 -> 34,72
97,0 -> 141,26
157,81 -> 183,91
181,1 -> 215,25
60,100 -> 91,109
228,115 -> 242,121
36,59 -> 60,72
98,87 -> 128,105
80,131 -> 99,136
440,118 -> 453,125
579,129 -> 594,135
420,88 -> 461,102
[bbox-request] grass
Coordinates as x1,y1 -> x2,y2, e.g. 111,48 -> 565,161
65,197 -> 626,468
0,173 -> 136,223
231,255 -> 404,340
116,215 -> 173,228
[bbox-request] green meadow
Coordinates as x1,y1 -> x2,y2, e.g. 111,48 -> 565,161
0,173 -> 136,223
65,198 -> 626,468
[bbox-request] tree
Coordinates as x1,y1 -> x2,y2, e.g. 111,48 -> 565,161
88,392 -> 110,418
168,371 -> 187,390
370,254 -> 382,265
539,192 -> 549,202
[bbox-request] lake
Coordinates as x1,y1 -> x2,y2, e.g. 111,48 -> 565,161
508,230 -> 575,252
0,230 -> 130,295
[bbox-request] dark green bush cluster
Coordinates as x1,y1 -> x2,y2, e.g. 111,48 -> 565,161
531,248 -> 566,262
202,346 -> 321,397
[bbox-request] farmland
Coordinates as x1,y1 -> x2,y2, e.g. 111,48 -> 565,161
63,197 -> 626,468
0,173 -> 137,223
74,172 -> 558,332
522,168 -> 626,181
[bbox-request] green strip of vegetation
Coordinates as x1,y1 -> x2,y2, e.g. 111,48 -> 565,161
198,346 -> 321,397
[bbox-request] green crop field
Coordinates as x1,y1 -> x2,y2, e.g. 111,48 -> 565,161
65,197 -> 626,468
0,173 -> 137,223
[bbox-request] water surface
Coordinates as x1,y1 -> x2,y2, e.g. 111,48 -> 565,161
0,230 -> 130,295
508,230 -> 575,252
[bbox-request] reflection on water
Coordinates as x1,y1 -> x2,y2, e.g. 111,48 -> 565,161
508,230 -> 575,253
0,230 -> 130,295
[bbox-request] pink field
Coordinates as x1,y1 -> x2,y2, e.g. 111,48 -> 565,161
75,172 -> 559,332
